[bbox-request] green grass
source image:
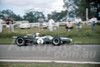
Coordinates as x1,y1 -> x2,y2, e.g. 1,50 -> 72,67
0,63 -> 99,67
0,24 -> 100,44
72,37 -> 100,44
0,38 -> 14,44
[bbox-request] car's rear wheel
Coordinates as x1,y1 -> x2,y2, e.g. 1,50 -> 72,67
15,36 -> 26,46
52,36 -> 61,46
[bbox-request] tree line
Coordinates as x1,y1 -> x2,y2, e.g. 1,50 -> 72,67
0,0 -> 99,23
0,9 -> 44,23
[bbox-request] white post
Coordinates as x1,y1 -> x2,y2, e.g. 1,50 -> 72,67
67,12 -> 68,22
86,8 -> 88,21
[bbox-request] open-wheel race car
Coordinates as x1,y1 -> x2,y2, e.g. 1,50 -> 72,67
15,33 -> 72,46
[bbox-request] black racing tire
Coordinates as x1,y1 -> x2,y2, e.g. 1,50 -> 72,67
52,36 -> 61,46
15,36 -> 26,46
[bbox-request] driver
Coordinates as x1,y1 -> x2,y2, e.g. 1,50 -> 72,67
35,33 -> 40,37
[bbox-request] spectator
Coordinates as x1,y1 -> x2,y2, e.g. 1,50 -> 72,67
11,17 -> 15,32
5,17 -> 10,33
90,16 -> 97,31
48,17 -> 55,32
38,15 -> 44,32
0,17 -> 3,33
75,17 -> 83,29
65,21 -> 73,31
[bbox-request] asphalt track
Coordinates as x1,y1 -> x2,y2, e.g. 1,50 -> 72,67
0,44 -> 100,64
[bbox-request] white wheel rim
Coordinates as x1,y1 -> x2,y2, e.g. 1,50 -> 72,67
53,39 -> 59,45
16,38 -> 24,45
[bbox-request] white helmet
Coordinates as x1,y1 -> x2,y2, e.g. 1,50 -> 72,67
35,33 -> 40,37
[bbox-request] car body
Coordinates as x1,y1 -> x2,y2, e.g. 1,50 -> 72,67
28,22 -> 59,30
15,33 -> 72,46
42,22 -> 59,30
19,21 -> 31,29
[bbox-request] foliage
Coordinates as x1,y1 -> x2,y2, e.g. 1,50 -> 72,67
23,12 -> 36,23
48,11 -> 67,22
0,9 -> 45,22
72,0 -> 100,20
23,10 -> 45,23
0,9 -> 22,21
0,0 -> 100,22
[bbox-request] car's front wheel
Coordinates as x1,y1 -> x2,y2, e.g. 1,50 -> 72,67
52,36 -> 61,46
15,36 -> 26,46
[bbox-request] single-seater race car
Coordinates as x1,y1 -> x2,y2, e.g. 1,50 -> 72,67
15,33 -> 72,46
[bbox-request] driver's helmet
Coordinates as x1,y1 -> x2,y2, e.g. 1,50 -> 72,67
35,33 -> 40,37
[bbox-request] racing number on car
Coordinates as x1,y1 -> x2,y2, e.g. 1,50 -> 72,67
37,38 -> 44,44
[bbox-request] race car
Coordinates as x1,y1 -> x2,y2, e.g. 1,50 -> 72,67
15,33 -> 72,46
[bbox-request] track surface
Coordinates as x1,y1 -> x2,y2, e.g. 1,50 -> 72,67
0,45 -> 100,63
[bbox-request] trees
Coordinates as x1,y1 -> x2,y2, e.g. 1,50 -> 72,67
63,0 -> 76,21
63,0 -> 100,20
0,9 -> 45,22
90,0 -> 100,20
23,9 -> 44,23
73,0 -> 92,20
73,0 -> 100,20
23,12 -> 36,23
48,10 -> 67,22
0,9 -> 22,21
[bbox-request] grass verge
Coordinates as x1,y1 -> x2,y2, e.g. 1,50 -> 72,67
0,62 -> 100,67
0,24 -> 100,44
